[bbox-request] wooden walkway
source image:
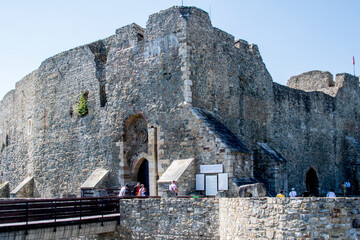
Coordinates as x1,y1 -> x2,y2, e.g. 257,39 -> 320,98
0,196 -> 121,232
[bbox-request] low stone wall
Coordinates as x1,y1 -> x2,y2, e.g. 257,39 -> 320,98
219,197 -> 360,240
99,198 -> 219,239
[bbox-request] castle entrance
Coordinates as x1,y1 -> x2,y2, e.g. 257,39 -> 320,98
137,159 -> 149,195
305,168 -> 319,196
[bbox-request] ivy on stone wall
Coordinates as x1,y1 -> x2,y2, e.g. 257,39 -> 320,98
73,92 -> 89,117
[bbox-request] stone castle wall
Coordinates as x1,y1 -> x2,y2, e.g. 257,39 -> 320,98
81,197 -> 360,240
0,7 -> 194,197
219,197 -> 360,240
98,198 -> 219,240
0,6 -> 360,198
270,73 -> 360,196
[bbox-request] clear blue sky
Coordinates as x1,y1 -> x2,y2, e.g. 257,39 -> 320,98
0,0 -> 359,101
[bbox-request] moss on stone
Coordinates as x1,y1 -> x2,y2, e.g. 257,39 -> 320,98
73,92 -> 89,117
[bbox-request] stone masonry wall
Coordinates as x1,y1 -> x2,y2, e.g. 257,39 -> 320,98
271,74 -> 360,196
0,7 -> 197,198
219,197 -> 360,240
1,5 -> 360,199
287,71 -> 335,94
0,71 -> 36,189
98,198 -> 219,240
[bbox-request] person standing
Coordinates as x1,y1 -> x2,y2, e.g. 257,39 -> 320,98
341,182 -> 347,197
326,189 -> 336,197
119,184 -> 129,197
345,180 -> 351,196
289,188 -> 297,198
140,186 -> 148,196
276,190 -> 285,198
169,180 -> 178,196
139,184 -> 145,196
132,182 -> 141,196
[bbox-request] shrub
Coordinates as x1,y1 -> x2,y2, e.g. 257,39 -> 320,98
73,92 -> 89,117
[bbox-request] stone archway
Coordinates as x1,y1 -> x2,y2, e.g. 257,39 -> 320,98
305,168 -> 319,196
119,114 -> 159,196
123,114 -> 148,169
137,159 -> 149,195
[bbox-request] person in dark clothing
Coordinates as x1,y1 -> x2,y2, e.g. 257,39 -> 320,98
132,182 -> 141,196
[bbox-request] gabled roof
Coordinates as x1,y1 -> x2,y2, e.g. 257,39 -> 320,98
80,168 -> 109,189
257,142 -> 286,162
191,107 -> 251,153
157,158 -> 194,183
231,177 -> 259,187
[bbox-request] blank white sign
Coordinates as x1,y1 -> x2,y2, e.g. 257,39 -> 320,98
196,174 -> 205,191
206,175 -> 218,196
200,164 -> 223,173
218,173 -> 228,190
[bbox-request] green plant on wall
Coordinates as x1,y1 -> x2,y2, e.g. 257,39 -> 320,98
73,92 -> 89,117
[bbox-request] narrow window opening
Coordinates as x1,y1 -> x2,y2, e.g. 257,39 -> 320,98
100,83 -> 107,107
28,119 -> 32,135
137,33 -> 144,42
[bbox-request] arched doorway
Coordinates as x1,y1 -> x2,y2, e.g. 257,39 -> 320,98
137,159 -> 149,195
305,168 -> 319,196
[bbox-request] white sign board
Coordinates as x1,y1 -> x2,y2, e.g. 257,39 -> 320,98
200,164 -> 223,174
196,174 -> 205,191
218,173 -> 228,191
206,175 -> 218,196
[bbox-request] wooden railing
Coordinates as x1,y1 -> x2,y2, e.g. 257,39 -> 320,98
0,196 -> 121,232
0,196 -> 162,232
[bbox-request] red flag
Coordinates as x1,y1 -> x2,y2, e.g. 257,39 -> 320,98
354,56 -> 355,65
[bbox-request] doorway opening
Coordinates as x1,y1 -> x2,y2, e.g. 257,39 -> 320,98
137,159 -> 149,195
305,168 -> 319,196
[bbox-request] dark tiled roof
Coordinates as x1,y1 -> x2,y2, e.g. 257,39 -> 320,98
191,107 -> 251,153
230,177 -> 259,187
257,142 -> 286,162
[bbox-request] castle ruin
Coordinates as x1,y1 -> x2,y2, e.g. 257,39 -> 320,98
0,6 -> 359,198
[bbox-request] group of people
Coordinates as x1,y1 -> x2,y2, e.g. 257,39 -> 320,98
119,182 -> 149,197
276,180 -> 352,198
119,180 -> 178,197
276,188 -> 298,198
327,179 -> 351,197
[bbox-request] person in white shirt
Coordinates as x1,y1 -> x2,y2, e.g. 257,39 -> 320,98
326,188 -> 336,197
289,188 -> 297,198
169,180 -> 178,196
119,184 -> 129,197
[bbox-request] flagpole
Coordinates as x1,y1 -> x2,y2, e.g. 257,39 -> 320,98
354,56 -> 356,76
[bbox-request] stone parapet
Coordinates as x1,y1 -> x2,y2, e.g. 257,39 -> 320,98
219,197 -> 360,239
105,198 -> 219,239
